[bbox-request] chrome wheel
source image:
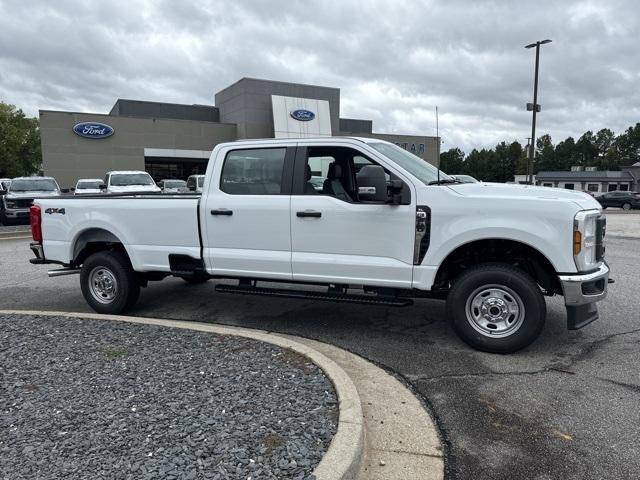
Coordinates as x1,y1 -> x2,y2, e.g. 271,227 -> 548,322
88,266 -> 118,304
465,284 -> 525,338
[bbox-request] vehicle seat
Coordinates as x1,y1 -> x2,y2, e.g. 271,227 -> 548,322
323,163 -> 351,201
304,164 -> 318,194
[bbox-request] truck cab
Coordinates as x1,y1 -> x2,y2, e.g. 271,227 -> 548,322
29,137 -> 610,353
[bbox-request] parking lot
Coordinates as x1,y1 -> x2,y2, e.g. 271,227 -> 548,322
1,224 -> 638,480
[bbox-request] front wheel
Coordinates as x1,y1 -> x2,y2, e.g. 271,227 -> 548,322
622,202 -> 631,210
446,263 -> 546,353
80,250 -> 140,314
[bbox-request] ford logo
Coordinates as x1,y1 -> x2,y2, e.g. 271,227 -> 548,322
290,109 -> 315,122
73,122 -> 114,139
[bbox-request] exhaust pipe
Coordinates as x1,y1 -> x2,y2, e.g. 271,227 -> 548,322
48,268 -> 81,277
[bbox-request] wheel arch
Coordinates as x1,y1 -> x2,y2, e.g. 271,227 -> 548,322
71,228 -> 131,266
432,237 -> 562,295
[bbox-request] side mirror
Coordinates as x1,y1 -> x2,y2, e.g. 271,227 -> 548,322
0,189 -> 6,195
69,187 -> 75,192
99,184 -> 107,191
356,165 -> 388,203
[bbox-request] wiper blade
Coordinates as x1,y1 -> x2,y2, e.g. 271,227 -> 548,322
428,179 -> 460,185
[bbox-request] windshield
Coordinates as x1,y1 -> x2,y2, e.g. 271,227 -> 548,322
369,143 -> 452,185
110,173 -> 154,186
10,178 -> 59,192
164,180 -> 186,188
77,180 -> 102,189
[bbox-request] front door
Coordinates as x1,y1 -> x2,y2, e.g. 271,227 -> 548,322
202,144 -> 295,280
290,143 -> 416,288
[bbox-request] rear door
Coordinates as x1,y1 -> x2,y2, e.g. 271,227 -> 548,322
202,143 -> 296,280
289,141 -> 416,288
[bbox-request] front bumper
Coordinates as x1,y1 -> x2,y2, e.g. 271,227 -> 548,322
558,263 -> 610,330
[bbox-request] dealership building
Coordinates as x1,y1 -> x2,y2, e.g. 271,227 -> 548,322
40,78 -> 439,187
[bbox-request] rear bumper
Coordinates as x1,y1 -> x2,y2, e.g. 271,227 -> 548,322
558,263 -> 610,330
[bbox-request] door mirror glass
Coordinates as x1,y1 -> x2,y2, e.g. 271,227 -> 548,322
356,165 -> 388,203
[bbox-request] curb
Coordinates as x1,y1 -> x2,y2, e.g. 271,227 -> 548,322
0,309 -> 364,480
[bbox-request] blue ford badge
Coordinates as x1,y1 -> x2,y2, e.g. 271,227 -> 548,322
290,109 -> 315,121
73,122 -> 114,139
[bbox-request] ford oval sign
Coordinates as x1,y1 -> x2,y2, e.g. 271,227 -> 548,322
290,109 -> 315,122
73,122 -> 114,139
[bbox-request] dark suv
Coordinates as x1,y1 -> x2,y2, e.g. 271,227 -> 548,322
596,191 -> 640,210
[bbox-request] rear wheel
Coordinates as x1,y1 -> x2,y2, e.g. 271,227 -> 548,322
446,263 -> 546,353
622,202 -> 631,210
80,250 -> 140,314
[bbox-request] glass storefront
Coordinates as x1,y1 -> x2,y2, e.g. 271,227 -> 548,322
144,157 -> 208,182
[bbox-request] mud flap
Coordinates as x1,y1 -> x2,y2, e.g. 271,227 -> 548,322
567,303 -> 599,330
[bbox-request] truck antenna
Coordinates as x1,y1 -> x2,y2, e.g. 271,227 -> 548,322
436,106 -> 440,184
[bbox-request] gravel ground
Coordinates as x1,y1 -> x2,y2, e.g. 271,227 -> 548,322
0,314 -> 338,480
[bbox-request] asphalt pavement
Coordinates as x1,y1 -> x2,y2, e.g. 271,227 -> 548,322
1,234 -> 639,480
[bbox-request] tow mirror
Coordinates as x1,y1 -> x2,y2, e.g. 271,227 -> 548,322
356,165 -> 388,203
0,189 -> 6,195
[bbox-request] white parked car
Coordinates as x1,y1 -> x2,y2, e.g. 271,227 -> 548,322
74,179 -> 104,195
186,174 -> 205,193
104,171 -> 161,194
158,179 -> 188,193
29,137 -> 610,353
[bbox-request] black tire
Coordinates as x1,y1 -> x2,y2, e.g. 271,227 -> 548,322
622,202 -> 631,211
80,250 -> 140,314
182,275 -> 210,285
446,263 -> 546,353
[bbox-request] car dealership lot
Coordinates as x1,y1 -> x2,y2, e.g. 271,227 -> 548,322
1,235 -> 639,479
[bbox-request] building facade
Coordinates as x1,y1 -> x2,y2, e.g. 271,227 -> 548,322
535,164 -> 640,194
40,78 -> 439,187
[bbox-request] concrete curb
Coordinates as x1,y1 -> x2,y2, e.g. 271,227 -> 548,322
0,309 -> 364,480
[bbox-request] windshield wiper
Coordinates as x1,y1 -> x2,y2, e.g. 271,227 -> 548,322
428,179 -> 461,185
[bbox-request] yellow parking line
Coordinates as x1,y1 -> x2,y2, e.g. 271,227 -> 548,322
0,235 -> 32,241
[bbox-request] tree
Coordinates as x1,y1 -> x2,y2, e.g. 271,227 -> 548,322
440,147 -> 465,174
0,102 -> 41,178
535,134 -> 556,172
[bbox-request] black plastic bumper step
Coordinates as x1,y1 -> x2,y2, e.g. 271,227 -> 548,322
214,284 -> 413,307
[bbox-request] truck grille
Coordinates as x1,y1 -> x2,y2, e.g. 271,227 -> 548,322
595,216 -> 606,261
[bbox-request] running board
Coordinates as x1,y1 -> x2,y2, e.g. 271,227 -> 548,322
214,284 -> 413,306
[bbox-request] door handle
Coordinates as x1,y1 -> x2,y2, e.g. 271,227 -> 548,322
211,209 -> 233,216
296,210 -> 322,218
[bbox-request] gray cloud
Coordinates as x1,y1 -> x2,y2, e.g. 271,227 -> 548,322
0,0 -> 638,152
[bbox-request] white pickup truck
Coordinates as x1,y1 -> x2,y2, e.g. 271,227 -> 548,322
28,137 -> 610,352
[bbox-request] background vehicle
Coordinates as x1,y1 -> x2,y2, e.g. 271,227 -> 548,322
105,171 -> 160,194
158,179 -> 188,193
186,174 -> 205,193
596,191 -> 640,210
452,174 -> 479,183
29,137 -> 609,353
74,179 -> 104,195
2,177 -> 62,225
0,178 -> 11,191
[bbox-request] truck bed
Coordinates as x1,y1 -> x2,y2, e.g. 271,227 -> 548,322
35,194 -> 202,272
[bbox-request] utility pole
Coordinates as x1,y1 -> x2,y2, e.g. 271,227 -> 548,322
525,39 -> 552,185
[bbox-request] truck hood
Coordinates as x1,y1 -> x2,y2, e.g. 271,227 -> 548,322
446,182 -> 601,211
108,185 -> 161,193
6,190 -> 61,199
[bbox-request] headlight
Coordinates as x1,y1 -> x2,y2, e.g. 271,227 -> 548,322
573,211 -> 601,271
4,198 -> 16,209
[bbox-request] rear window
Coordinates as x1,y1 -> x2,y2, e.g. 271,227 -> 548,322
220,148 -> 286,195
110,173 -> 154,186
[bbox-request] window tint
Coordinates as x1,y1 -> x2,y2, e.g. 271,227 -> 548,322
221,148 -> 286,195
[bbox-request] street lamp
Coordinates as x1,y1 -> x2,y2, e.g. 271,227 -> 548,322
525,39 -> 552,185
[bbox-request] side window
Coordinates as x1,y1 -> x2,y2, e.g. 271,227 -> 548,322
186,177 -> 194,190
220,148 -> 286,195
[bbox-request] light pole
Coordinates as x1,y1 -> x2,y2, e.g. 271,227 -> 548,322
525,39 -> 551,185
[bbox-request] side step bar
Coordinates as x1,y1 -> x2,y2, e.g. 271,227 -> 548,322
214,284 -> 413,307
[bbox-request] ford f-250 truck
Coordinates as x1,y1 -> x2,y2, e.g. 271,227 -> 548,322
28,137 -> 610,353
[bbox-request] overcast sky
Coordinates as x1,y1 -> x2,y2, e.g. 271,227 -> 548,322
0,0 -> 638,152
